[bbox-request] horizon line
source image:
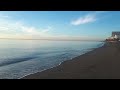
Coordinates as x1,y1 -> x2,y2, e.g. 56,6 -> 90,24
0,38 -> 104,42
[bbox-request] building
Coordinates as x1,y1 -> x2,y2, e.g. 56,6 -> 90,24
112,32 -> 120,39
106,31 -> 120,42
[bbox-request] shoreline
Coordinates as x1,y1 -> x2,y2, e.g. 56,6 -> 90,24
22,42 -> 120,79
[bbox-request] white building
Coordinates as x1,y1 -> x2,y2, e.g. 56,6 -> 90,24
114,35 -> 118,39
112,32 -> 120,39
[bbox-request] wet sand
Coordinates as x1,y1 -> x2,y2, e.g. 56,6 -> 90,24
22,41 -> 120,79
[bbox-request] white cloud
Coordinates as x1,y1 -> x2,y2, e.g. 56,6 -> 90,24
41,26 -> 52,33
0,16 -> 52,39
71,13 -> 97,25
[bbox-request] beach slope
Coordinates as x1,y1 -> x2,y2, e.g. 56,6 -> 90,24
22,42 -> 120,79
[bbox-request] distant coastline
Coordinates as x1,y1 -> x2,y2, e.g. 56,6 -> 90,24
0,38 -> 104,42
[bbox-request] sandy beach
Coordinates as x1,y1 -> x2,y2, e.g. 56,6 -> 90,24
22,41 -> 120,79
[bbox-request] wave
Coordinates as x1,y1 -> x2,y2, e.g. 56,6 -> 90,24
0,56 -> 38,67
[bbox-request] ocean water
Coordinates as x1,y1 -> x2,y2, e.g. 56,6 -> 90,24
0,40 -> 104,79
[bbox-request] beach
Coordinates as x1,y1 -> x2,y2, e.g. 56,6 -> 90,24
22,41 -> 120,79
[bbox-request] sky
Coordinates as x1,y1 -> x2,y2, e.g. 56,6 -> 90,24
0,11 -> 120,41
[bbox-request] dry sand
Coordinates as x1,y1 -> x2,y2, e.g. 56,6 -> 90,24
22,42 -> 120,79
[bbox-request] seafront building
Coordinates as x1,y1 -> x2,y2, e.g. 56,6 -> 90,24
106,32 -> 120,41
112,32 -> 120,39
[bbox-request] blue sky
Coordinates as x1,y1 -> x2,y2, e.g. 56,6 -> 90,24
0,11 -> 120,40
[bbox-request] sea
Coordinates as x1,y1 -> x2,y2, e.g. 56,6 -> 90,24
0,39 -> 104,79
